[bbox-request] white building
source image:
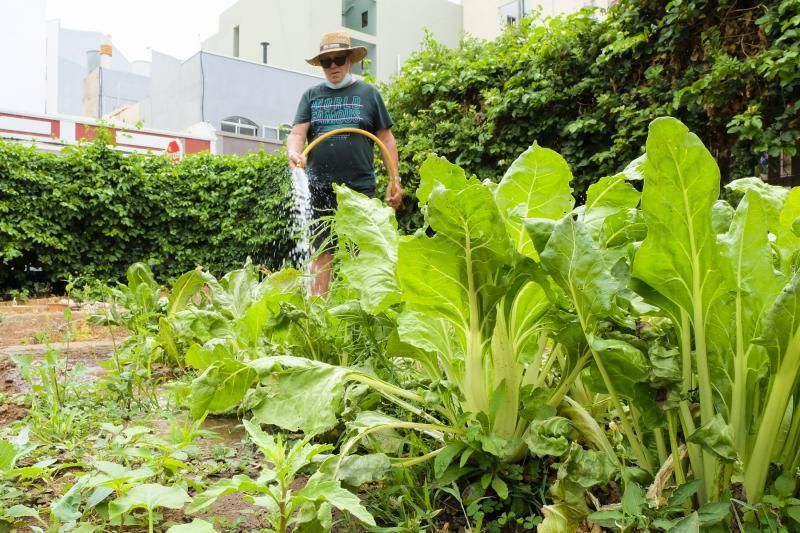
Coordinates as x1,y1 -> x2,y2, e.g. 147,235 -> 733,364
0,0 -> 47,113
202,0 -> 464,82
203,0 -> 613,81
464,0 -> 613,40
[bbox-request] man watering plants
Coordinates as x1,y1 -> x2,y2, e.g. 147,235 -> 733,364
287,31 -> 403,296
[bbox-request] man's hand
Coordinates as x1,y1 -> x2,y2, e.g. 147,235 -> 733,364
288,151 -> 307,169
385,181 -> 404,210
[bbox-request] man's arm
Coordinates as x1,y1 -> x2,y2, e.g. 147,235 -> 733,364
287,122 -> 310,169
375,127 -> 403,210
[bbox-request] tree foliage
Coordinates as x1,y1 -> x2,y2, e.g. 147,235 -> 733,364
383,0 -> 799,219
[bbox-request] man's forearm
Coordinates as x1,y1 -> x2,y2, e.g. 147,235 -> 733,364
287,132 -> 305,156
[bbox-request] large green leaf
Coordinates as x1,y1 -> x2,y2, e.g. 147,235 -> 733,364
190,356 -> 256,418
581,174 -> 641,236
584,338 -> 649,399
526,417 -> 573,457
397,234 -> 468,330
296,472 -> 375,526
185,475 -> 266,514
538,216 -> 618,332
416,154 -> 467,204
427,179 -> 513,263
776,187 -> 800,275
720,191 -> 784,456
51,477 -> 88,523
108,483 -> 190,518
248,356 -> 353,435
557,444 -> 617,488
632,117 -> 731,318
167,268 -> 205,317
333,186 -> 400,314
495,143 -> 574,258
687,414 -> 737,462
0,439 -> 17,473
726,177 -> 788,232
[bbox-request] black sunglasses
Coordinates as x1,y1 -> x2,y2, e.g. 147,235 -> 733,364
319,54 -> 350,69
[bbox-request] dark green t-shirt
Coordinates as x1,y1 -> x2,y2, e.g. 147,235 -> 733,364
293,80 -> 393,190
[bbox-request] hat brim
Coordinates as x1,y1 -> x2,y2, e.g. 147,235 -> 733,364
306,46 -> 368,66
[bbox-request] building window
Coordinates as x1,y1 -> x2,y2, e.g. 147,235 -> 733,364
263,124 -> 291,142
342,0 -> 376,36
221,116 -> 258,137
506,15 -> 517,25
233,25 -> 240,57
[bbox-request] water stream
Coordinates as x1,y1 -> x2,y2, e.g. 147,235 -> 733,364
288,167 -> 314,266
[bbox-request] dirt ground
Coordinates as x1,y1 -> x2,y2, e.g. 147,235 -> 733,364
0,297 -> 128,349
0,298 -> 128,426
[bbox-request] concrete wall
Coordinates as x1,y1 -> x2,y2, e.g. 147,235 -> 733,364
98,69 -> 150,117
531,0 -> 611,17
202,0 -> 337,79
202,0 -> 463,82
216,131 -> 282,155
463,0 -> 612,41
377,0 -> 462,80
143,52 -> 202,131
462,0 -> 502,40
0,0 -> 47,112
143,51 -> 320,135
57,57 -> 88,116
200,52 -> 321,132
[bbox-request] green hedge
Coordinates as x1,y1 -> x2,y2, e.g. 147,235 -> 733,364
383,0 -> 799,213
0,132 -> 295,293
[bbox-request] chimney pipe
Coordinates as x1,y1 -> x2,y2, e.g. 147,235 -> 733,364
100,44 -> 112,68
86,50 -> 100,72
260,41 -> 270,64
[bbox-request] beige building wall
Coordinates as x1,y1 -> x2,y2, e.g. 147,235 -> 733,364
202,0 -> 462,82
464,0 -> 612,41
462,0 -> 501,40
202,0 -> 337,79
376,0 -> 462,79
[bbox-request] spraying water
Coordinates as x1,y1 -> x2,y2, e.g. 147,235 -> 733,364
288,167 -> 314,266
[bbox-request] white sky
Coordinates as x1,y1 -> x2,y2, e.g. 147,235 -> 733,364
46,0 -> 239,62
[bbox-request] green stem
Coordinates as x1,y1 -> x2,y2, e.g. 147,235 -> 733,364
548,352 -> 592,408
349,373 -> 449,420
460,225 -> 487,416
667,411 -> 686,487
679,310 -> 706,503
591,346 -> 652,472
392,447 -> 446,468
691,264 -> 719,502
778,402 -> 800,468
336,421 -> 462,477
730,292 -> 748,460
744,333 -> 800,503
654,427 -> 668,466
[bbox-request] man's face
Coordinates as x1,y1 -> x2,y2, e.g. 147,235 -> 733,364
320,52 -> 352,84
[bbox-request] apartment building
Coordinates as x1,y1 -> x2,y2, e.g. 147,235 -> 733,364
201,0 -> 464,82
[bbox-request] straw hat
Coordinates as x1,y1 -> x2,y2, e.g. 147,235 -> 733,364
306,31 -> 368,66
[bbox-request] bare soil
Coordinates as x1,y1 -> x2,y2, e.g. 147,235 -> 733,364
0,298 -> 128,427
0,297 -> 128,348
